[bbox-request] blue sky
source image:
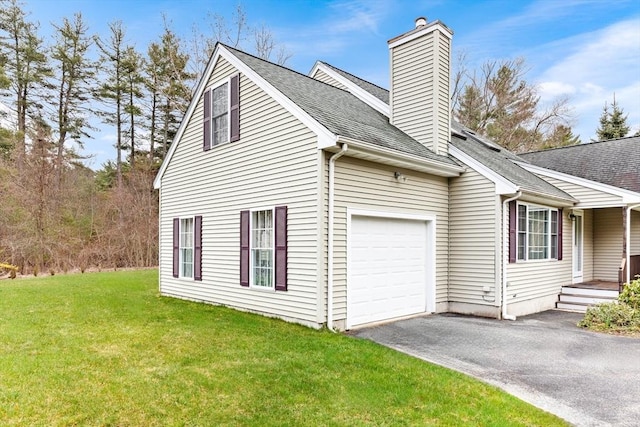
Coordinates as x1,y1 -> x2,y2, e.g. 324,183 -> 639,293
20,0 -> 640,167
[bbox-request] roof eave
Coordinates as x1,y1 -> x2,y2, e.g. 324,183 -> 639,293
516,161 -> 640,204
331,136 -> 463,177
449,144 -> 518,194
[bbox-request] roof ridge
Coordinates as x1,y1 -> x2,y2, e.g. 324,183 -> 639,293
523,135 -> 639,155
221,44 -> 355,96
319,61 -> 389,93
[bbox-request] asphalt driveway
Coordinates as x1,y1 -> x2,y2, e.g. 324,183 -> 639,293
350,310 -> 640,427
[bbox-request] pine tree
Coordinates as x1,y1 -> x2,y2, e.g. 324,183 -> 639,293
145,22 -> 192,164
595,96 -> 630,140
50,12 -> 94,185
95,21 -> 127,186
541,124 -> 581,149
121,46 -> 144,167
0,0 -> 52,168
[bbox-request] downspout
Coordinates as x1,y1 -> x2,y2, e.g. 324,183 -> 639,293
502,191 -> 522,321
627,204 -> 640,285
327,143 -> 348,331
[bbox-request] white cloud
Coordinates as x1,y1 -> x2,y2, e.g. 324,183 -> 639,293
538,81 -> 576,100
284,0 -> 391,65
536,18 -> 640,141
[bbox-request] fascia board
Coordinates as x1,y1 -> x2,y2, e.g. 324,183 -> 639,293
310,62 -> 390,117
219,46 -> 336,149
337,136 -> 464,177
153,44 -> 221,189
449,145 -> 518,194
516,161 -> 640,204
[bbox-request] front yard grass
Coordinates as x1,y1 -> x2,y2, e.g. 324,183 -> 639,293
0,270 -> 566,426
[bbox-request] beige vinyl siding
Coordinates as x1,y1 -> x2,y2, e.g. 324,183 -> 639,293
506,205 -> 572,307
581,209 -> 594,281
449,169 -> 498,305
632,210 -> 640,255
390,29 -> 450,155
593,208 -> 624,281
539,175 -> 624,206
311,69 -> 348,90
159,57 -> 321,325
330,156 -> 449,322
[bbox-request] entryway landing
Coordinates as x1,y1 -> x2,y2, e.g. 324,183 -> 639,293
557,280 -> 619,313
563,280 -> 619,291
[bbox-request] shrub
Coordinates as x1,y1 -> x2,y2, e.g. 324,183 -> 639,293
619,277 -> 640,310
578,302 -> 639,329
578,277 -> 640,333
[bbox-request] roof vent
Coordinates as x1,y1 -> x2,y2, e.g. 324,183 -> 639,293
415,17 -> 427,28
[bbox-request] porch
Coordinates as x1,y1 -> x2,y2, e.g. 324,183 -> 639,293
568,207 -> 639,288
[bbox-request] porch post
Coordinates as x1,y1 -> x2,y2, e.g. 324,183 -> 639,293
626,206 -> 631,285
623,206 -> 629,285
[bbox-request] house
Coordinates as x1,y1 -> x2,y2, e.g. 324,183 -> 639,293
153,17 -> 640,329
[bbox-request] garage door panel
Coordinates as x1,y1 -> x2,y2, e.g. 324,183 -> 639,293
348,215 -> 430,328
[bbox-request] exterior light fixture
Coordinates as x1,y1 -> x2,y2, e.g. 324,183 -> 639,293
394,172 -> 407,183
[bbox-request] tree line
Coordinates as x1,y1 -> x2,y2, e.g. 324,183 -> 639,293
0,0 -> 288,275
0,0 -> 635,275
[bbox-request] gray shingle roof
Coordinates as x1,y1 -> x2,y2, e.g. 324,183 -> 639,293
520,136 -> 640,193
318,62 -> 390,104
451,122 -> 575,201
225,46 -> 457,166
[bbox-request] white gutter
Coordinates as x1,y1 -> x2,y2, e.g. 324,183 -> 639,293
502,191 -> 522,321
627,204 -> 640,284
327,143 -> 348,331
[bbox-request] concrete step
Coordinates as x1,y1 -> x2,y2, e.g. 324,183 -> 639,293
560,286 -> 619,299
556,302 -> 589,313
558,294 -> 617,305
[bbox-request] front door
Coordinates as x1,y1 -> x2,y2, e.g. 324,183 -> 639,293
572,212 -> 583,283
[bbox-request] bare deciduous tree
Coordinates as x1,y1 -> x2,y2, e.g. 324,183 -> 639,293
453,57 -> 576,153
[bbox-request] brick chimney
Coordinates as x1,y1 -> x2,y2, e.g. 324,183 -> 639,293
388,17 -> 453,156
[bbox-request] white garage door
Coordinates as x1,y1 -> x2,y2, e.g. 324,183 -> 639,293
348,215 -> 430,328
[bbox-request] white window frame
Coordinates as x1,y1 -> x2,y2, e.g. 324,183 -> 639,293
210,78 -> 231,147
249,207 -> 275,290
179,217 -> 194,279
516,202 -> 559,262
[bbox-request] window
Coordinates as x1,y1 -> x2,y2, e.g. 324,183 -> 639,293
212,83 -> 228,146
251,210 -> 274,288
172,216 -> 202,280
516,203 -> 560,261
180,218 -> 194,278
240,207 -> 287,291
202,74 -> 240,151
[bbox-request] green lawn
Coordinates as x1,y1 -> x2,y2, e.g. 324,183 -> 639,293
0,270 -> 567,426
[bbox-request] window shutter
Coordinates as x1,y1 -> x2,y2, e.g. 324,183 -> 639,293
194,215 -> 203,281
557,208 -> 563,261
240,210 -> 250,287
274,206 -> 288,291
508,201 -> 517,264
203,89 -> 211,151
173,218 -> 179,278
230,74 -> 240,142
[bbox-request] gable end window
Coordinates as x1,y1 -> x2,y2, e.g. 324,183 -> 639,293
172,216 -> 203,280
202,74 -> 240,151
239,207 -> 287,290
514,203 -> 561,262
